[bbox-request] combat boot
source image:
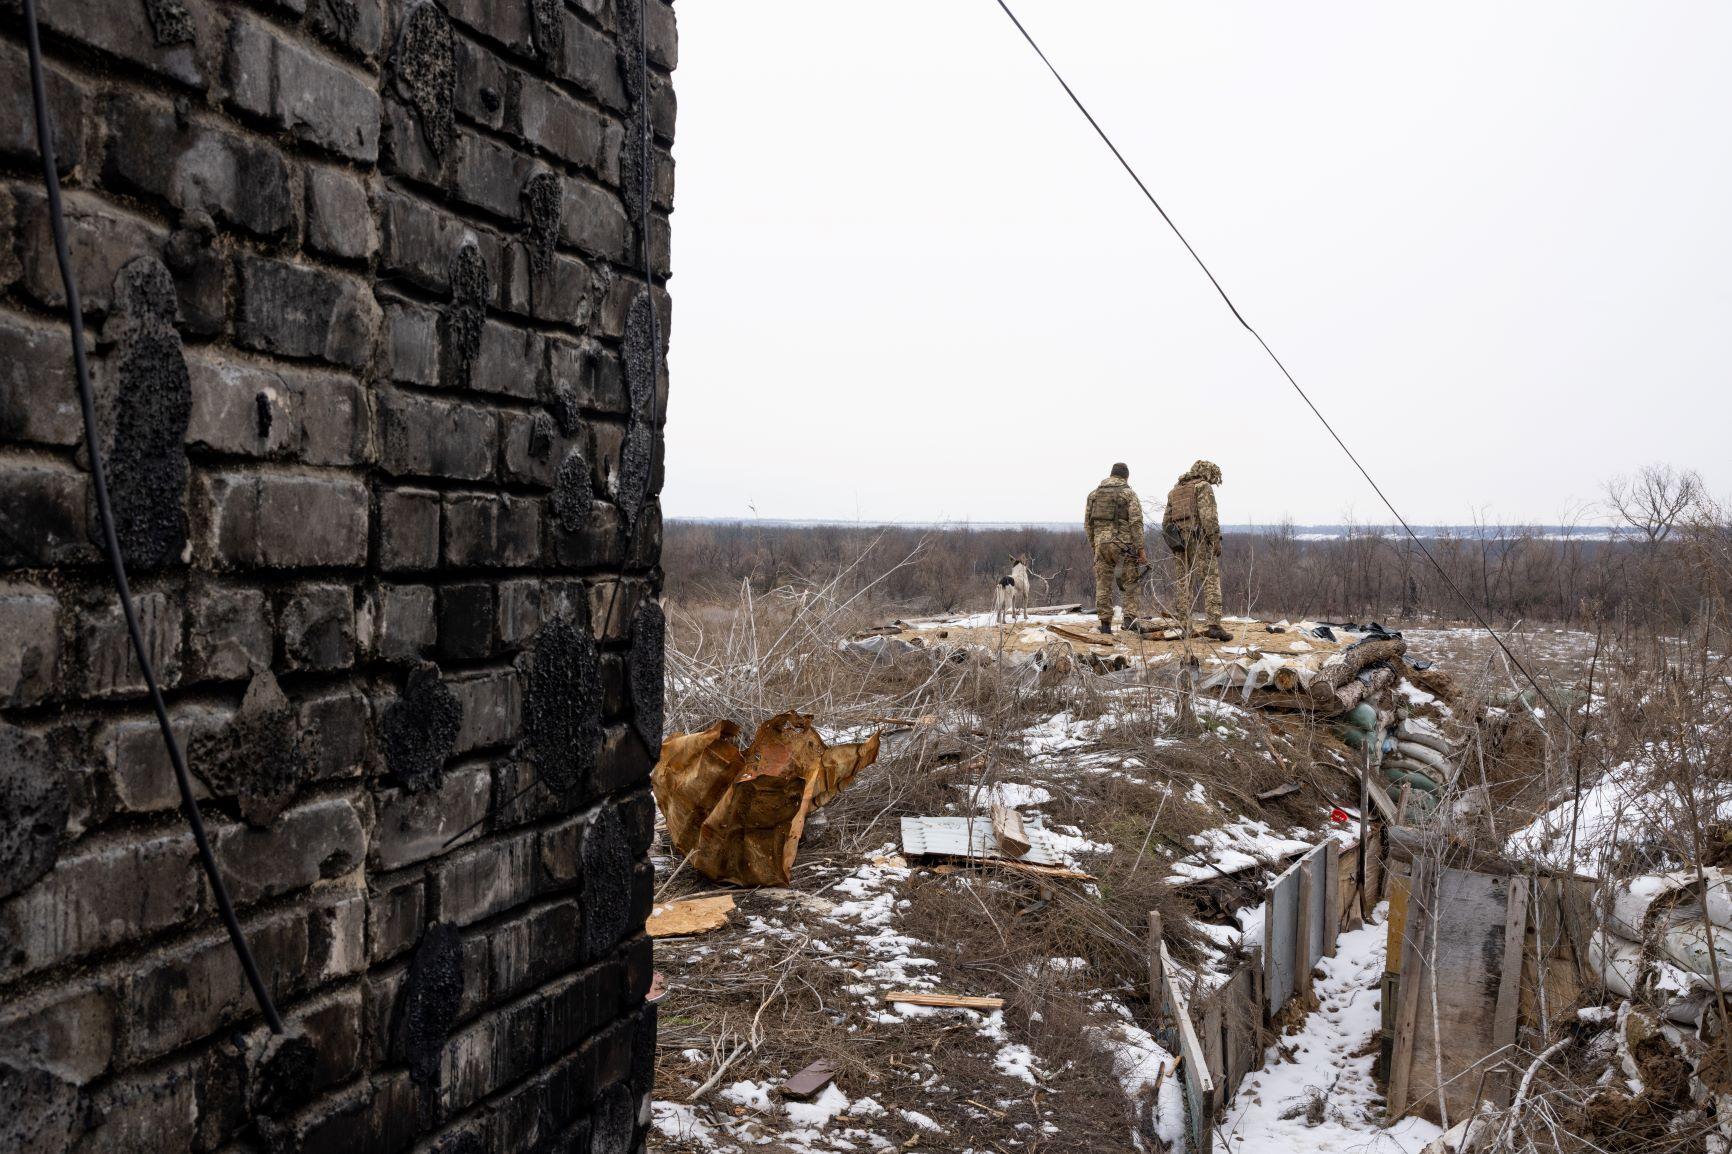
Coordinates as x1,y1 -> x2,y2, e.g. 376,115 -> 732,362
1203,622 -> 1233,642
1098,618 -> 1113,635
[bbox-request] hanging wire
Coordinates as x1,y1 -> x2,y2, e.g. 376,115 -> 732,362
991,0 -> 1572,724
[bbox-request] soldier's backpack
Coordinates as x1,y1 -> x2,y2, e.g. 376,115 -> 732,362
1162,480 -> 1200,551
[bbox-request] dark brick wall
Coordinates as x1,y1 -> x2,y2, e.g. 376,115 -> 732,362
0,0 -> 673,1149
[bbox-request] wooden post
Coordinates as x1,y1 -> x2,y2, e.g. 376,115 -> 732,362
1324,841 -> 1342,957
1295,854 -> 1316,993
1490,875 -> 1530,1104
1359,742 -> 1373,922
1387,856 -> 1435,1117
1149,910 -> 1165,1018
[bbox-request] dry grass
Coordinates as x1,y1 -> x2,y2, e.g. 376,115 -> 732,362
650,541 -> 1393,1149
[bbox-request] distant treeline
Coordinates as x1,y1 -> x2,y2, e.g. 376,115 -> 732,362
664,517 -> 1730,629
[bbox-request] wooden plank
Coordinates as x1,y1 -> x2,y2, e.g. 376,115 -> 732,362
1264,867 -> 1300,1014
1295,854 -> 1316,993
1047,623 -> 1119,648
1324,841 -> 1343,955
1148,911 -> 1165,1012
1385,867 -> 1411,975
647,895 -> 736,938
1365,776 -> 1399,824
1489,875 -> 1530,1105
1164,948 -> 1216,1154
782,1059 -> 839,1099
885,992 -> 1004,1010
1386,857 -> 1433,1117
1399,867 -> 1523,1124
1202,999 -> 1225,1086
990,803 -> 1031,858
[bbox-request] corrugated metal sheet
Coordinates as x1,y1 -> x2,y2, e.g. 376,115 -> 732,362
899,815 -> 1064,867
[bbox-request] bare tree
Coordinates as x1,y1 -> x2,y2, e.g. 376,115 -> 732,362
1605,464 -> 1705,545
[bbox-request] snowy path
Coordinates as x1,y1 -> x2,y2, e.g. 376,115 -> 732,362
1216,914 -> 1442,1153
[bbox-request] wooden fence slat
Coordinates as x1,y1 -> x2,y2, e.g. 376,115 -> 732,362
1149,910 -> 1165,1013
1386,857 -> 1434,1116
1324,841 -> 1343,955
1490,875 -> 1530,1105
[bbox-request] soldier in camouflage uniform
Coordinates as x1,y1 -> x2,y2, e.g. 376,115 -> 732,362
1084,463 -> 1146,634
1162,459 -> 1231,642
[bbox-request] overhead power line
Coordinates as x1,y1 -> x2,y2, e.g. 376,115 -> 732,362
990,0 -> 1571,723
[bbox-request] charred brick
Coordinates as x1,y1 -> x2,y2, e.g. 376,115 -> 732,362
551,448 -> 591,533
381,661 -> 462,793
443,239 -> 490,389
306,165 -> 378,261
627,596 -> 663,753
437,582 -> 497,661
186,583 -> 271,682
0,723 -> 65,900
580,806 -> 631,961
378,486 -> 441,573
282,583 -> 357,671
617,289 -> 657,528
190,670 -> 312,826
393,1 -> 456,157
236,255 -> 379,368
0,585 -> 61,706
102,93 -> 296,242
103,257 -> 191,570
524,614 -> 602,796
399,921 -> 464,1095
523,171 -> 561,275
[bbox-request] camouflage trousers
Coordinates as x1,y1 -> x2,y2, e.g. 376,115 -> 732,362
1093,540 -> 1142,624
1173,539 -> 1223,624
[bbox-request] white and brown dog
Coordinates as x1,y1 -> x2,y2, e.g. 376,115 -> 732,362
993,557 -> 1031,623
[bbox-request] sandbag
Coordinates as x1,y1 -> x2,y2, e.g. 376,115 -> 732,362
1386,766 -> 1440,794
1702,869 -> 1732,929
1608,873 -> 1695,939
1395,740 -> 1452,775
1396,717 -> 1452,755
1661,921 -> 1732,987
1588,929 -> 1642,998
1343,703 -> 1377,732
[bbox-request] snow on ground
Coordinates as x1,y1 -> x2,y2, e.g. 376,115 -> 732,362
1506,747 -> 1732,877
1218,909 -> 1442,1153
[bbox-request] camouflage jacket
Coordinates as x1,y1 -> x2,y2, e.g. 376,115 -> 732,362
1084,476 -> 1146,551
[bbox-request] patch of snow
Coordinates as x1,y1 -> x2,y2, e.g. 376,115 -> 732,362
1218,916 -> 1442,1153
899,1108 -> 943,1132
785,1083 -> 852,1128
955,780 -> 1053,809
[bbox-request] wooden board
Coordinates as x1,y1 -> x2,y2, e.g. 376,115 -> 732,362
1489,875 -> 1530,1105
1163,942 -> 1216,1154
1264,865 -> 1301,1013
1391,866 -> 1523,1124
991,803 -> 1031,858
886,991 -> 1004,1010
782,1059 -> 839,1099
647,895 -> 735,938
1324,842 -> 1343,954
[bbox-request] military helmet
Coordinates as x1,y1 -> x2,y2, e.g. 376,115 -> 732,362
1188,459 -> 1222,485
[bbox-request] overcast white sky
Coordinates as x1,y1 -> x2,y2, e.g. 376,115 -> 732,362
662,2 -> 1731,526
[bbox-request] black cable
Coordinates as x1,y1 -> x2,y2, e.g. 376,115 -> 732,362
991,0 -> 1571,724
21,0 -> 283,1033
